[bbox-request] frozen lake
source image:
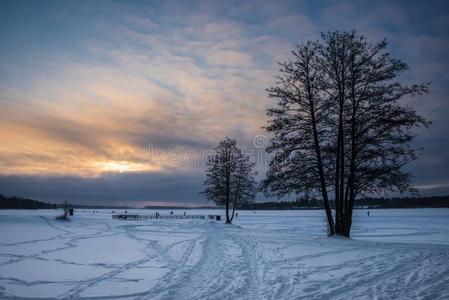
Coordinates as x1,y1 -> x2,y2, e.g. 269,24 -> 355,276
1,208 -> 449,299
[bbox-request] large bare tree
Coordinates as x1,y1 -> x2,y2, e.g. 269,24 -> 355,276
264,31 -> 430,236
263,41 -> 335,235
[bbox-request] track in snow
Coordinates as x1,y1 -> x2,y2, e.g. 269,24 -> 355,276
0,209 -> 449,299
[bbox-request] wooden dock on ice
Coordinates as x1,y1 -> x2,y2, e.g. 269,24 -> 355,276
112,214 -> 221,221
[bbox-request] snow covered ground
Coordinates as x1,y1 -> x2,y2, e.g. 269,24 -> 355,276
1,208 -> 448,299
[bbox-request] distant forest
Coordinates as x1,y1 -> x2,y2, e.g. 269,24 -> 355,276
241,196 -> 449,210
0,195 -> 57,209
1,194 -> 448,210
0,195 -> 130,210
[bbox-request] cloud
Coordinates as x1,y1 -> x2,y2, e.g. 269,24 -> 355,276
0,171 -> 208,207
0,0 -> 448,203
0,2 -> 280,179
206,50 -> 253,67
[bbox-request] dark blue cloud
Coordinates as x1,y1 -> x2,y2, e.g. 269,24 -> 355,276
0,171 -> 209,207
0,0 -> 448,204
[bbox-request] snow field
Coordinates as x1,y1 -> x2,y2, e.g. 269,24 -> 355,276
0,208 -> 448,299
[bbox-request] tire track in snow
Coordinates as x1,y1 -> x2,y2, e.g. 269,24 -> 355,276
78,220 -> 209,300
143,222 -> 219,299
227,228 -> 263,300
154,223 -> 263,300
59,254 -> 159,299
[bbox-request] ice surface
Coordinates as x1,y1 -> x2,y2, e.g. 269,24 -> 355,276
0,208 -> 448,299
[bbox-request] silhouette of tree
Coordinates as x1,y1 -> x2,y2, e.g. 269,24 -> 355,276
264,31 -> 430,236
263,41 -> 335,235
202,138 -> 256,223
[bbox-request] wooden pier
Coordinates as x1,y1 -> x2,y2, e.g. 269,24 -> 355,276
112,214 -> 212,220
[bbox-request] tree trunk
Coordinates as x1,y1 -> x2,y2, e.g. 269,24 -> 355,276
229,169 -> 242,224
344,94 -> 357,237
225,149 -> 231,223
335,49 -> 347,236
310,100 -> 335,236
334,106 -> 345,235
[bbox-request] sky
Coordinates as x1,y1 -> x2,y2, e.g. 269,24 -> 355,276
0,0 -> 448,207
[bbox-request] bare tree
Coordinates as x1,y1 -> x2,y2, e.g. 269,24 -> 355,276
264,31 -> 430,236
263,42 -> 335,235
202,138 -> 256,223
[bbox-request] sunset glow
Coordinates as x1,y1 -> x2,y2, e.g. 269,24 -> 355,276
1,1 -> 448,205
95,161 -> 159,174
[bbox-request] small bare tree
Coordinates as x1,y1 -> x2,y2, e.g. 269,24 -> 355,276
202,138 -> 256,223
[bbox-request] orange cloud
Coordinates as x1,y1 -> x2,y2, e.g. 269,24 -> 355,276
0,14 -> 289,177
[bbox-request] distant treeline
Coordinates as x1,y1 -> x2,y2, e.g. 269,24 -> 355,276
355,196 -> 449,209
0,195 -> 57,209
0,195 -> 132,210
2,194 -> 449,210
73,205 -> 130,209
241,199 -> 323,210
144,205 -> 219,210
240,195 -> 449,210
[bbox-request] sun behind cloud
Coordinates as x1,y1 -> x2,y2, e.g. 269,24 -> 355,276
95,160 -> 159,174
